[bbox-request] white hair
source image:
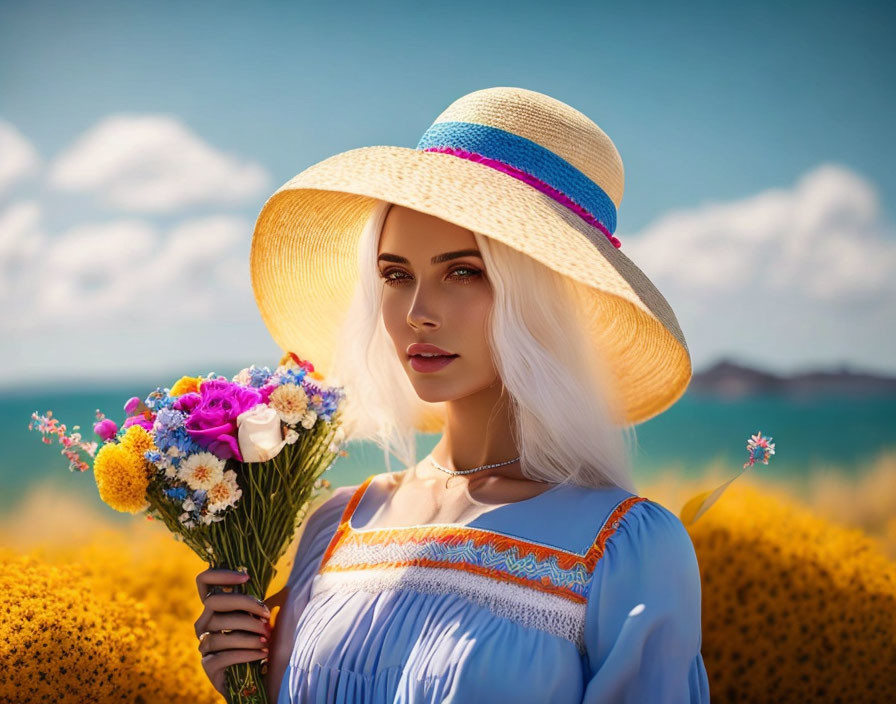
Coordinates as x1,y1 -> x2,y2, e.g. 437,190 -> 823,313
328,200 -> 637,492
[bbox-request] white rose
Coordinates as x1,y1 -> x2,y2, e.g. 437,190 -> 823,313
237,404 -> 287,462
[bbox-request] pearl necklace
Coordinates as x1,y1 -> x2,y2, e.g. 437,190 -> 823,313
428,453 -> 521,477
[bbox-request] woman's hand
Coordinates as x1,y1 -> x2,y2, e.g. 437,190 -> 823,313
194,568 -> 272,696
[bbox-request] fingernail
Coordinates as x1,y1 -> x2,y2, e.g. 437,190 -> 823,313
260,636 -> 268,644
262,647 -> 269,653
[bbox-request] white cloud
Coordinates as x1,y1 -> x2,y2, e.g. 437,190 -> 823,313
620,163 -> 896,373
47,114 -> 271,213
1,204 -> 255,332
0,121 -> 41,195
0,114 -> 281,386
4,114 -> 894,386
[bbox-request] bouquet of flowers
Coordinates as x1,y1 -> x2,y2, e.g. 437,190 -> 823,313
29,352 -> 348,703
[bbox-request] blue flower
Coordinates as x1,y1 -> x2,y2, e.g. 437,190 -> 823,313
164,486 -> 188,501
144,387 -> 177,412
153,407 -> 202,456
248,365 -> 274,387
280,367 -> 308,386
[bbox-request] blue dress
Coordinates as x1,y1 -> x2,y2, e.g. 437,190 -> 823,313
276,472 -> 710,703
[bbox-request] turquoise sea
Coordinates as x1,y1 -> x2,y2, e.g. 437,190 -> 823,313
2,382 -> 895,521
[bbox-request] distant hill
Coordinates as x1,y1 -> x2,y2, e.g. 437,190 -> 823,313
689,359 -> 896,398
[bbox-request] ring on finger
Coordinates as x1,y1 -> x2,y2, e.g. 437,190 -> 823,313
198,631 -> 212,646
202,584 -> 235,602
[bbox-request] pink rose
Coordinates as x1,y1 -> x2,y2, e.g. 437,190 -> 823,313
182,378 -> 262,461
173,392 -> 201,414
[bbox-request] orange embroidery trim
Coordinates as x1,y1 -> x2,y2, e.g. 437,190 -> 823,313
323,554 -> 588,602
318,474 -> 647,599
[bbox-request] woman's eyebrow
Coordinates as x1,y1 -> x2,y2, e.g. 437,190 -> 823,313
377,249 -> 483,265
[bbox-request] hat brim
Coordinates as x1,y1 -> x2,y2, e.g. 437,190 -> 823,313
250,145 -> 691,429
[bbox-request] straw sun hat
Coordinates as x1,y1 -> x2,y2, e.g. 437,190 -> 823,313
249,86 -> 691,431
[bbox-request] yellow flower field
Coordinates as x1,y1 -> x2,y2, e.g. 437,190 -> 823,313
1,453 -> 894,703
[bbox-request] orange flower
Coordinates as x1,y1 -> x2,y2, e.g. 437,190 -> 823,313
169,375 -> 202,397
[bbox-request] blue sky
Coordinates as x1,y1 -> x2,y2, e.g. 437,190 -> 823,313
1,0 -> 894,387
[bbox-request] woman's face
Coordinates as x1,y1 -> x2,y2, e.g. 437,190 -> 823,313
377,204 -> 498,403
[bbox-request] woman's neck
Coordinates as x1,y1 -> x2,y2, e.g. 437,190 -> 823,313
427,380 -> 525,488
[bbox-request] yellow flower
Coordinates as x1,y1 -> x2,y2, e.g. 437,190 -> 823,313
169,375 -> 202,397
0,550 -> 163,702
0,541 -> 220,703
119,424 -> 156,461
93,442 -> 149,514
681,481 -> 896,701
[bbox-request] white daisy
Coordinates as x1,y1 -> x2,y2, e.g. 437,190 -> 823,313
177,452 -> 226,491
206,469 -> 242,513
268,383 -> 308,425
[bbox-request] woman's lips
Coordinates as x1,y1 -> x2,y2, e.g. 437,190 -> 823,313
407,342 -> 456,356
409,354 -> 459,373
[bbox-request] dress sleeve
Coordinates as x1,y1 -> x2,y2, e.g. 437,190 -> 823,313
268,484 -> 356,698
283,484 -> 357,605
581,499 -> 711,704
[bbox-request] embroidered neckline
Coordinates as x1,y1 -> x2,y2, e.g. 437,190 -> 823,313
319,474 -> 648,567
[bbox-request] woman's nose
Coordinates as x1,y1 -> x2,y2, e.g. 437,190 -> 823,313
407,290 -> 440,330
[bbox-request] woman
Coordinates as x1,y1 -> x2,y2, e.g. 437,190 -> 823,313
197,87 -> 710,702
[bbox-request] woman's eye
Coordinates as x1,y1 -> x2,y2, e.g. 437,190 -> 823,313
451,266 -> 481,281
379,266 -> 482,287
379,269 -> 408,286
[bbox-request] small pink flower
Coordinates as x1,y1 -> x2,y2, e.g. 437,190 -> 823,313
122,414 -> 154,432
743,431 -> 776,468
93,418 -> 119,441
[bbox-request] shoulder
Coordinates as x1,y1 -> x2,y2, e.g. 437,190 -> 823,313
560,483 -> 696,555
308,483 -> 359,527
594,496 -> 702,594
467,481 -> 630,554
284,483 -> 361,590
293,483 -> 361,550
618,498 -> 698,560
